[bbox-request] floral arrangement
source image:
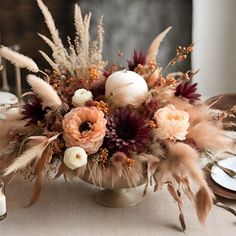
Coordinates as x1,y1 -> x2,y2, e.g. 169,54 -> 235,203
0,0 -> 235,231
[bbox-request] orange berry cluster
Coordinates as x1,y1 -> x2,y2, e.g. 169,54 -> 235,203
148,119 -> 157,129
89,65 -> 101,80
171,45 -> 193,65
87,100 -> 109,114
126,157 -> 135,167
98,148 -> 109,164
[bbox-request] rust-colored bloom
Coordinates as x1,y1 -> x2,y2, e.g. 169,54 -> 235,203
63,107 -> 107,154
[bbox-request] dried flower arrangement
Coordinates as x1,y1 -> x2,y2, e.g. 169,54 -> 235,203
0,0 -> 235,231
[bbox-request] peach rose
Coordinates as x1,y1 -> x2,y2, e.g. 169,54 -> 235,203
154,105 -> 189,141
63,107 -> 107,154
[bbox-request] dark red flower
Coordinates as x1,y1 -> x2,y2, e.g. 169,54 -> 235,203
21,94 -> 46,126
105,108 -> 151,154
127,49 -> 146,71
175,80 -> 201,103
143,99 -> 160,117
89,79 -> 106,99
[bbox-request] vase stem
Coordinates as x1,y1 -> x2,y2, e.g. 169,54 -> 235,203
94,188 -> 142,208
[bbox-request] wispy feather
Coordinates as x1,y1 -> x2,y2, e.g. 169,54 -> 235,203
38,33 -> 56,52
0,46 -> 39,72
4,137 -> 48,176
39,50 -> 59,73
27,74 -> 62,110
146,26 -> 172,64
4,134 -> 60,176
38,33 -> 62,67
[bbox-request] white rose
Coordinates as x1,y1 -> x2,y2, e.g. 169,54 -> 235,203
72,89 -> 93,107
154,105 -> 189,141
63,147 -> 87,170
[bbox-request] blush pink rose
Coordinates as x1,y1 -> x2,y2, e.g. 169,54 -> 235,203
154,105 -> 189,141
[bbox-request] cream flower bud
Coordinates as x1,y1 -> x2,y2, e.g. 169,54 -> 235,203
63,147 -> 87,170
72,89 -> 93,107
154,105 -> 189,141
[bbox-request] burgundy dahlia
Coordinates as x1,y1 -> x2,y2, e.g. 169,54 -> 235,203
105,108 -> 151,153
175,80 -> 201,103
21,94 -> 46,126
127,49 -> 146,71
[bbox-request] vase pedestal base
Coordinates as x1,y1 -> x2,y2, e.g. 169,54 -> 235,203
94,188 -> 142,208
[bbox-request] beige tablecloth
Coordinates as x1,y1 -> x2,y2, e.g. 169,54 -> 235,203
0,177 -> 235,236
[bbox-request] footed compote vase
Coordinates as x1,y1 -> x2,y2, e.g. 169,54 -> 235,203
80,164 -> 147,208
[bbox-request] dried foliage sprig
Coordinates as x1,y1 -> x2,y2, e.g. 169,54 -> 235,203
73,4 -> 106,76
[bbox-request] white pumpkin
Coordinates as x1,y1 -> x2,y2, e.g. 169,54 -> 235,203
105,70 -> 148,107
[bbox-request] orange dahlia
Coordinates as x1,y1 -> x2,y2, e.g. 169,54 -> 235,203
63,107 -> 107,154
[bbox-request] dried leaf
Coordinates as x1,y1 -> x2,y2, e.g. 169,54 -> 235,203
55,162 -> 65,179
27,145 -> 53,206
179,213 -> 186,232
195,186 -> 213,224
167,183 -> 186,232
181,177 -> 196,203
27,173 -> 43,207
34,145 -> 52,175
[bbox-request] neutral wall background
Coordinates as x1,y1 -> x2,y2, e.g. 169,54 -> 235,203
192,0 -> 236,98
0,0 -> 192,91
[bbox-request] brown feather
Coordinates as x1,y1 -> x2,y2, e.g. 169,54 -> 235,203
195,186 -> 213,225
27,145 -> 53,206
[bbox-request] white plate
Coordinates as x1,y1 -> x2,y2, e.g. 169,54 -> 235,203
211,156 -> 236,191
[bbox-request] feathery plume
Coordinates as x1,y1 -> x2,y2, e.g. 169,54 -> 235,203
37,0 -> 69,70
74,4 -> 91,67
0,46 -> 39,72
37,0 -> 63,49
39,50 -> 59,73
38,33 -> 56,52
4,137 -> 48,176
27,74 -> 62,110
4,134 -> 60,176
97,16 -> 104,59
146,26 -> 172,64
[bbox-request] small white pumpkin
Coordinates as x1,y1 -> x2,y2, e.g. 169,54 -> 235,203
105,70 -> 148,107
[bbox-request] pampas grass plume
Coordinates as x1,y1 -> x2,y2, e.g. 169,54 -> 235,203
0,46 -> 39,72
27,74 -> 62,110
